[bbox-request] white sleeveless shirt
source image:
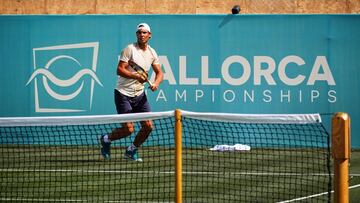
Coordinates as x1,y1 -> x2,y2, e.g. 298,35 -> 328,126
115,43 -> 160,97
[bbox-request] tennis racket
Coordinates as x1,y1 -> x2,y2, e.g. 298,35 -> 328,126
128,61 -> 153,87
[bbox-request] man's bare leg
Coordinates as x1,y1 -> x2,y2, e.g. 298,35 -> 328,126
124,120 -> 153,161
133,120 -> 153,147
108,122 -> 134,141
100,122 -> 134,160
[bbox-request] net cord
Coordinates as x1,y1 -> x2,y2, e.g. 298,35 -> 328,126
0,109 -> 321,127
181,110 -> 321,124
0,111 -> 174,127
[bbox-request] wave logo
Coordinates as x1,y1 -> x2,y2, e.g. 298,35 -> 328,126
26,42 -> 103,113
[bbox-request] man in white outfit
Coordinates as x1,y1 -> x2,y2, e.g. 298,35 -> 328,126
100,23 -> 163,161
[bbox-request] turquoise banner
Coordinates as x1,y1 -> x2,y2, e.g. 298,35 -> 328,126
0,15 -> 359,147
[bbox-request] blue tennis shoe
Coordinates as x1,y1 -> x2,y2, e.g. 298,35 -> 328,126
124,147 -> 142,162
99,135 -> 111,160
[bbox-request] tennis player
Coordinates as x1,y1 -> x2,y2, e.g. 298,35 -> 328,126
100,23 -> 163,161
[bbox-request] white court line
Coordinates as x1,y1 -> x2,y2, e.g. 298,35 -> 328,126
107,201 -> 172,203
1,168 -> 353,176
278,184 -> 360,203
2,168 -> 359,177
2,168 -> 359,203
0,198 -> 86,202
2,168 -> 360,177
350,184 -> 360,189
0,168 -> 174,174
0,198 -> 172,203
3,186 -> 360,203
0,168 -> 329,176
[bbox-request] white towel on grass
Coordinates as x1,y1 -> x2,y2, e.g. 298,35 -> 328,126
209,144 -> 251,152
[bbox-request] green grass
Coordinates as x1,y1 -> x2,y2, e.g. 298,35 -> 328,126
350,150 -> 360,203
0,146 -> 359,202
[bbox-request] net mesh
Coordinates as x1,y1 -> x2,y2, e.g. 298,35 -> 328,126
181,113 -> 331,202
0,110 -> 332,202
0,114 -> 175,202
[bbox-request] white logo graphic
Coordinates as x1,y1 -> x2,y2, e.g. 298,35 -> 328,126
26,42 -> 103,113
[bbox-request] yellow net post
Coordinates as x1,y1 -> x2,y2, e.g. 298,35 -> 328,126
175,109 -> 182,203
332,112 -> 351,203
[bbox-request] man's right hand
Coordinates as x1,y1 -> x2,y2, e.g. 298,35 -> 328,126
134,72 -> 147,83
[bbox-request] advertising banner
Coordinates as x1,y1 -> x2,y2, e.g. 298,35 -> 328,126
0,15 -> 359,147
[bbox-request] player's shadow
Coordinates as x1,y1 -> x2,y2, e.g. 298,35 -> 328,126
218,14 -> 236,29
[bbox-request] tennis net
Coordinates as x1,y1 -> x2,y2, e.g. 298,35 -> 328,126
180,111 -> 331,202
0,110 -> 332,202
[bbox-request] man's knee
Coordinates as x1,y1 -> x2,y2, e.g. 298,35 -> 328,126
141,121 -> 153,132
123,123 -> 135,134
110,122 -> 134,141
